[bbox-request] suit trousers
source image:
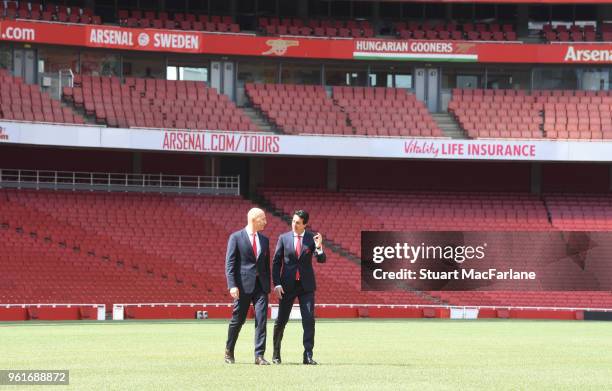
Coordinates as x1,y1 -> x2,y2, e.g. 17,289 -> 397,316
226,279 -> 268,357
274,280 -> 316,355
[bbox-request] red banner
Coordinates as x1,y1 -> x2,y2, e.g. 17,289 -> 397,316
86,25 -> 200,53
1,20 -> 612,64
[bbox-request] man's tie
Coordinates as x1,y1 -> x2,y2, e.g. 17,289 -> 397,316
252,233 -> 257,258
295,235 -> 301,280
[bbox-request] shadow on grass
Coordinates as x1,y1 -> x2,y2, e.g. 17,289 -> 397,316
228,362 -> 411,367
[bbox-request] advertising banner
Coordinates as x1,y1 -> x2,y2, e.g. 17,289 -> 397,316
3,121 -> 612,162
1,20 -> 612,63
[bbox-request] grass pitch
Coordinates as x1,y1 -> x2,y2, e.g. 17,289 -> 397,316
1,319 -> 611,390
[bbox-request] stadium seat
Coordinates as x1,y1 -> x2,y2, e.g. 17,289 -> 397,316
0,69 -> 86,125
332,86 -> 443,138
10,2 -> 101,24
448,89 -> 545,139
395,21 -> 516,41
63,76 -> 258,132
257,187 -> 612,308
246,83 -> 352,135
118,10 -> 240,32
0,188 -> 429,306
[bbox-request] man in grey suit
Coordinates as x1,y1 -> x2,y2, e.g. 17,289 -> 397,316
224,208 -> 271,365
272,210 -> 326,365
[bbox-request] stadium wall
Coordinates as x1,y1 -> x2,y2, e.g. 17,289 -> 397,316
541,163 -> 611,193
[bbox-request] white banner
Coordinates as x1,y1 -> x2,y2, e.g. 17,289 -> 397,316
1,121 -> 612,162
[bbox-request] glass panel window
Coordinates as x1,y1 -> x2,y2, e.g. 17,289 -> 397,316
237,62 -> 278,86
79,50 -> 120,77
325,63 -> 367,86
577,68 -> 610,91
369,65 -> 413,89
281,63 -> 321,85
441,66 -> 485,89
122,54 -> 165,78
0,45 -> 12,71
486,67 -> 531,90
37,47 -> 79,74
533,67 -> 579,90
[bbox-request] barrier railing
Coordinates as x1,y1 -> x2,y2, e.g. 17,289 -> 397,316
0,168 -> 240,195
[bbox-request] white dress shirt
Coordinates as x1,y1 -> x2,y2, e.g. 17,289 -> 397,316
245,226 -> 261,258
275,232 -> 323,290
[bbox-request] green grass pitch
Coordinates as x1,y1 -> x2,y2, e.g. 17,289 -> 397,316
1,319 -> 611,390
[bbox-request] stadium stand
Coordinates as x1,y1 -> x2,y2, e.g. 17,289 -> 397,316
3,0 -> 612,320
448,88 -> 543,139
0,223 -> 204,305
62,75 -> 258,131
118,9 -> 239,32
332,86 -> 443,137
259,17 -> 374,38
0,188 -> 430,306
0,1 -> 101,24
0,69 -> 86,125
259,188 -> 551,256
394,21 -> 517,41
540,91 -> 612,140
258,187 -> 612,308
246,83 -> 442,137
542,23 -> 598,42
449,88 -> 612,140
547,193 -> 612,230
245,83 -> 352,135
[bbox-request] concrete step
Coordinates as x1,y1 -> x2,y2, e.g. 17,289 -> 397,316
241,107 -> 277,133
432,113 -> 466,139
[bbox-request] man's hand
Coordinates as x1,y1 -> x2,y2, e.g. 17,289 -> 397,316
274,285 -> 284,299
314,232 -> 323,249
229,287 -> 239,299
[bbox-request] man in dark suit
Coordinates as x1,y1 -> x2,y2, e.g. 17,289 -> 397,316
272,209 -> 326,365
224,207 -> 271,365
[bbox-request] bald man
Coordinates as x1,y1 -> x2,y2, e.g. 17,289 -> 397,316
224,208 -> 271,365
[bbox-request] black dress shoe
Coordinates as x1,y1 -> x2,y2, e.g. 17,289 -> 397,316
224,349 -> 235,364
255,356 -> 270,365
272,349 -> 281,364
303,354 -> 318,365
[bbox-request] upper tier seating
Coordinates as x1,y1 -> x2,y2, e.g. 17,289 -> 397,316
63,75 -> 258,131
246,83 -> 443,137
542,23 -> 597,42
118,9 -> 239,32
395,21 -> 517,41
0,1 -> 101,24
449,88 -> 612,140
333,86 -> 443,137
0,69 -> 86,125
260,17 -> 374,38
246,83 -> 352,135
449,88 -> 543,139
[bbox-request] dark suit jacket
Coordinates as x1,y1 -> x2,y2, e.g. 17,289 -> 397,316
225,229 -> 271,295
272,231 -> 326,293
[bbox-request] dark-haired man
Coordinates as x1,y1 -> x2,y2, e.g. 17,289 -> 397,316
272,210 -> 326,365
